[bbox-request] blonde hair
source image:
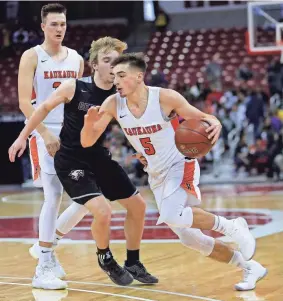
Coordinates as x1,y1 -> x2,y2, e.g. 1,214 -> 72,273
89,36 -> 127,65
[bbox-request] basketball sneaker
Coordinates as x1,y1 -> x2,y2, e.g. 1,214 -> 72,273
235,260 -> 267,291
51,251 -> 67,279
97,254 -> 133,286
226,217 -> 256,260
29,243 -> 66,279
124,261 -> 159,284
32,262 -> 67,290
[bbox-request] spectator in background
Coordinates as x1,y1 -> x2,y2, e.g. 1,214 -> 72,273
248,139 -> 269,175
154,9 -> 170,32
236,63 -> 253,82
234,133 -> 250,175
270,110 -> 282,133
0,27 -> 12,57
206,53 -> 222,91
6,1 -> 19,21
220,108 -> 235,147
267,58 -> 283,97
13,26 -> 29,45
246,89 -> 265,139
274,129 -> 283,177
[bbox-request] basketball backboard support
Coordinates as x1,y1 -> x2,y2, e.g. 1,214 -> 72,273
247,1 -> 283,59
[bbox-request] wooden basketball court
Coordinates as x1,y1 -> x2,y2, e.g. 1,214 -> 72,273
0,183 -> 282,301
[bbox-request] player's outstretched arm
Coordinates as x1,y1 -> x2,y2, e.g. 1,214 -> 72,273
160,88 -> 222,145
8,79 -> 76,162
81,95 -> 116,147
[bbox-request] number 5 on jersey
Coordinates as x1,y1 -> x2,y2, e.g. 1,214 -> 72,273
140,137 -> 156,155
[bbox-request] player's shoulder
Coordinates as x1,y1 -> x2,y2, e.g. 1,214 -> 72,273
66,47 -> 82,58
159,87 -> 180,100
105,93 -> 118,104
76,77 -> 92,91
19,47 -> 38,69
21,47 -> 37,60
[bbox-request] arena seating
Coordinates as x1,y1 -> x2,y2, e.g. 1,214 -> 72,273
0,25 -> 279,112
146,27 -> 279,89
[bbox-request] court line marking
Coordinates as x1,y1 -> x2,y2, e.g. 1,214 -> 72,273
0,238 -> 181,244
0,276 -> 223,301
0,281 -> 155,301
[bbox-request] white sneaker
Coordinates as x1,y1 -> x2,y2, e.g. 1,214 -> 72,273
51,251 -> 66,279
32,288 -> 68,300
32,262 -> 68,290
227,217 -> 256,260
235,260 -> 267,291
29,243 -> 66,279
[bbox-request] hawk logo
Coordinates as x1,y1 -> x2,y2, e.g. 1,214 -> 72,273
69,170 -> 84,181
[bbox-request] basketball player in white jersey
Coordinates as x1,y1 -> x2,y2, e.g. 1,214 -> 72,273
18,3 -> 83,289
80,53 -> 267,291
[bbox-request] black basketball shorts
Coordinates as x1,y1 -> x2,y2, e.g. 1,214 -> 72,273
54,148 -> 138,205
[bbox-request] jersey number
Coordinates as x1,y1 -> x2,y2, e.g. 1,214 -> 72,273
140,137 -> 156,156
53,82 -> 61,89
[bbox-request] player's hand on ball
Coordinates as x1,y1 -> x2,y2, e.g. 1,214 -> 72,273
8,137 -> 27,162
132,152 -> 148,167
42,130 -> 60,157
202,116 -> 222,145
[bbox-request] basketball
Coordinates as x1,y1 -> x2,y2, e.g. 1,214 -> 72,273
175,119 -> 213,158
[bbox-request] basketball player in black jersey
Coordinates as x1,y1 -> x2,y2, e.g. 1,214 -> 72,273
9,37 -> 157,286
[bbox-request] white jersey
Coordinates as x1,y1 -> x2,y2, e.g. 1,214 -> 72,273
32,45 -> 81,124
116,86 -> 184,188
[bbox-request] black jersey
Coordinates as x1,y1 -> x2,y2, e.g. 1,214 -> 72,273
59,77 -> 115,152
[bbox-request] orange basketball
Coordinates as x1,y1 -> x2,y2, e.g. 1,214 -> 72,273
175,119 -> 213,158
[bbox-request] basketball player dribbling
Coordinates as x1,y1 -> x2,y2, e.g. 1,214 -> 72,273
80,53 -> 268,291
9,38 -> 158,287
17,3 -> 84,289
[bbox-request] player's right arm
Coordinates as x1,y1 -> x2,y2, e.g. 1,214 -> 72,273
81,95 -> 116,148
9,79 -> 76,162
18,49 -> 49,136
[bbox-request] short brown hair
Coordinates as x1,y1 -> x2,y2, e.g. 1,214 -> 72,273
112,52 -> 147,72
41,3 -> 67,22
89,36 -> 127,65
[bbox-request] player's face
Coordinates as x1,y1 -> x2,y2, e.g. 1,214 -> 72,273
41,13 -> 67,44
95,50 -> 119,84
113,64 -> 143,97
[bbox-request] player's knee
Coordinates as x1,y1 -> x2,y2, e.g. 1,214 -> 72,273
175,228 -> 215,256
120,193 -> 146,217
43,190 -> 63,208
96,208 -> 111,225
159,206 -> 193,228
86,196 -> 111,225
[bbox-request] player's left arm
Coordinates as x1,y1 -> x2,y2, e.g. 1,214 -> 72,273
81,95 -> 116,148
78,55 -> 84,78
160,88 -> 222,144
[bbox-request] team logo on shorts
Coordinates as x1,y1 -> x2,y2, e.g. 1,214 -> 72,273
69,170 -> 84,181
